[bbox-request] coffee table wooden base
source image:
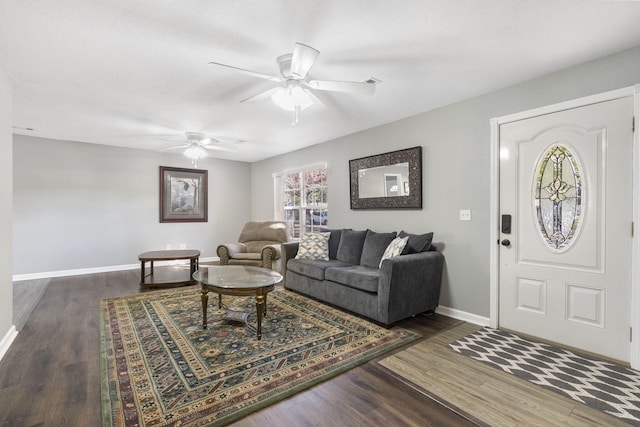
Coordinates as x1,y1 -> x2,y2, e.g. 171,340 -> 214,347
194,266 -> 282,341
200,284 -> 274,340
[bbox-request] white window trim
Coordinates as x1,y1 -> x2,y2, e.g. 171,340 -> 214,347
273,162 -> 328,235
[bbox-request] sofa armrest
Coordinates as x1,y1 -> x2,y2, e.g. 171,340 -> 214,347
281,242 -> 299,264
281,241 -> 300,286
378,251 -> 444,325
216,243 -> 246,265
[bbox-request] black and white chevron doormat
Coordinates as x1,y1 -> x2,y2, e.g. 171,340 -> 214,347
449,327 -> 640,426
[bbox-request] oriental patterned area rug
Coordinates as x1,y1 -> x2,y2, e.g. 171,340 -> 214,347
99,286 -> 419,427
449,327 -> 640,426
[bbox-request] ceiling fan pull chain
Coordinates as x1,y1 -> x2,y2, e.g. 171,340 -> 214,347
292,105 -> 301,127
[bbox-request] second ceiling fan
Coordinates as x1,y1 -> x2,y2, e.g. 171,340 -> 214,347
159,132 -> 240,167
209,42 -> 379,125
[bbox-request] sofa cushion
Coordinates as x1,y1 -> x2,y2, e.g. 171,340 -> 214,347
360,230 -> 397,268
287,259 -> 351,281
325,265 -> 380,293
379,236 -> 409,268
399,231 -> 434,254
325,229 -> 346,260
295,232 -> 330,260
336,229 -> 368,265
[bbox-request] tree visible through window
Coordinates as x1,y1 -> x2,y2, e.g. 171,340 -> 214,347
283,167 -> 327,238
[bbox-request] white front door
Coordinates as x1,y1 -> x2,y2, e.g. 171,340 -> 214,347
498,96 -> 633,362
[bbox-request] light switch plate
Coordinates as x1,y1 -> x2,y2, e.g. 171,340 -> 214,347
459,209 -> 472,221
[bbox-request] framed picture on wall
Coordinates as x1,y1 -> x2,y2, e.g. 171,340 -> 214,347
159,166 -> 208,222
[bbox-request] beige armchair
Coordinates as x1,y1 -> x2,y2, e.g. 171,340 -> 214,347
216,221 -> 292,273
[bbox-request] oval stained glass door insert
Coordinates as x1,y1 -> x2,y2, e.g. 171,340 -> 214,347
533,144 -> 584,252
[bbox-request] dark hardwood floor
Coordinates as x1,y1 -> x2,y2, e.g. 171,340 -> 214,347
0,268 -> 478,426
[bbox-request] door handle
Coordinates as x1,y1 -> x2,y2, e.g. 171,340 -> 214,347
501,239 -> 511,247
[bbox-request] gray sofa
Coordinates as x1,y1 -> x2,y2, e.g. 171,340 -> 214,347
282,229 -> 444,325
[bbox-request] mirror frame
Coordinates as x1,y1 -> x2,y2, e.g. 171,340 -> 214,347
349,146 -> 422,209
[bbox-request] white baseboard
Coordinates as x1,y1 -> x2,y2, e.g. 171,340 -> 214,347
435,305 -> 490,326
12,257 -> 219,282
0,325 -> 18,362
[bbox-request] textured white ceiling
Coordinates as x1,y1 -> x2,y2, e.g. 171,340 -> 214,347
2,0 -> 640,162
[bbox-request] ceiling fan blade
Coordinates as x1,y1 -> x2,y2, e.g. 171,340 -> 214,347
240,87 -> 281,103
291,43 -> 319,79
203,144 -> 236,152
305,90 -> 326,109
159,145 -> 188,152
199,138 -> 220,146
208,61 -> 282,82
307,79 -> 376,95
185,131 -> 211,143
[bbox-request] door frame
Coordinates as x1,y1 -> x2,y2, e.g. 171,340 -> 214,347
489,84 -> 640,369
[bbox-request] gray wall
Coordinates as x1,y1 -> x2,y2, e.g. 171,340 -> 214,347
13,136 -> 252,275
251,45 -> 640,318
0,65 -> 12,340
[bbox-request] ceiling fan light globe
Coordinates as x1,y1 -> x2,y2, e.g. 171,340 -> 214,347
184,145 -> 207,160
271,85 -> 314,112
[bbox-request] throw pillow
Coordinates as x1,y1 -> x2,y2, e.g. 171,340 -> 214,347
295,232 -> 331,260
336,229 -> 369,265
360,230 -> 397,268
399,231 -> 434,254
379,236 -> 409,268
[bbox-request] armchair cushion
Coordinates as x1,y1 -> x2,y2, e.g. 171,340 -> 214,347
229,253 -> 262,261
238,221 -> 291,244
245,240 -> 281,253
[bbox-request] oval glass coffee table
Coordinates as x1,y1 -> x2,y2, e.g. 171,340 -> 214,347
193,266 -> 283,340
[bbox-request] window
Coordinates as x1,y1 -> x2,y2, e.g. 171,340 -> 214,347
275,164 -> 328,238
533,144 -> 584,252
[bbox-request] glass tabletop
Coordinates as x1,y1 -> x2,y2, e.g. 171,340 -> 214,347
193,265 -> 282,289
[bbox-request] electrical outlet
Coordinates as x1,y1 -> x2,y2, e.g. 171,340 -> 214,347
179,243 -> 186,249
459,209 -> 472,221
165,244 -> 171,250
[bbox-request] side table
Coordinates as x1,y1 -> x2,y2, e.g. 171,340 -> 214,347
138,249 -> 200,288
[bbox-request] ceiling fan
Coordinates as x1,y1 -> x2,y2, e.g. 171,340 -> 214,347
159,132 -> 241,167
209,42 -> 380,126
